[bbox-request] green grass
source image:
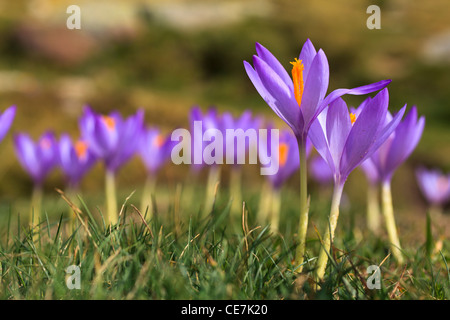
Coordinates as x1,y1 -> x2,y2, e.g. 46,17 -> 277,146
0,181 -> 448,300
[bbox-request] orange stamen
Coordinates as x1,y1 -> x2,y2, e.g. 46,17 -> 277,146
290,58 -> 304,108
350,113 -> 356,125
75,140 -> 88,160
279,143 -> 289,167
102,116 -> 116,131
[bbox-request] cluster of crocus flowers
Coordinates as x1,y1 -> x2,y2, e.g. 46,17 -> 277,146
244,38 -> 390,271
188,106 -> 262,216
360,106 -> 424,263
79,106 -> 145,225
416,167 -> 450,215
138,126 -> 173,217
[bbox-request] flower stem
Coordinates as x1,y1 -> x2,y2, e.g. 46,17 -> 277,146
230,167 -> 243,215
381,181 -> 404,264
203,165 -> 221,216
294,139 -> 309,272
30,184 -> 43,231
140,174 -> 157,218
270,188 -> 281,233
367,183 -> 381,234
315,181 -> 344,283
105,170 -> 118,225
257,180 -> 272,225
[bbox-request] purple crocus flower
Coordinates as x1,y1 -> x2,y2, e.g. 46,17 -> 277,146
309,88 -> 406,281
14,131 -> 59,186
0,106 -> 16,142
78,106 -> 145,224
138,126 -> 173,216
360,106 -> 424,250
79,106 -> 145,173
138,127 -> 173,174
58,134 -> 97,188
362,106 -> 425,184
416,167 -> 450,208
244,39 -> 391,142
309,89 -> 405,187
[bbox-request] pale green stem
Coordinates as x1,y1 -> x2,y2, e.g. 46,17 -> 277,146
270,188 -> 281,233
294,139 -> 310,272
30,184 -> 43,231
315,180 -> 345,283
203,165 -> 221,216
257,180 -> 273,225
381,181 -> 404,264
140,174 -> 157,219
230,167 -> 243,216
367,183 -> 381,234
105,170 -> 118,225
65,185 -> 79,232
429,204 -> 443,218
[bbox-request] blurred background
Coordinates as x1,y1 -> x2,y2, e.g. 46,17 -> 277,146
0,0 -> 449,241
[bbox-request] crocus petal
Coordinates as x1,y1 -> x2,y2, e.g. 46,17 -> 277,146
252,55 -> 300,132
308,108 -> 336,174
0,105 -> 16,142
326,98 -> 352,172
340,88 -> 389,180
298,38 -> 317,81
255,42 -> 293,91
14,134 -> 40,180
384,107 -> 425,178
300,49 -> 330,132
317,79 -> 392,121
366,105 -> 406,159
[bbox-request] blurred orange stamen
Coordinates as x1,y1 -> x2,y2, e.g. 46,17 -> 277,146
75,140 -> 88,160
102,116 -> 116,131
279,143 -> 289,167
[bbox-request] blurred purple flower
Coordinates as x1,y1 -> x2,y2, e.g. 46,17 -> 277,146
79,106 -> 145,173
416,167 -> 450,207
309,155 -> 333,185
14,131 -> 59,186
138,127 -> 173,174
309,89 -> 405,186
361,106 -> 425,184
0,105 -> 16,142
58,134 -> 97,188
244,39 -> 391,142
